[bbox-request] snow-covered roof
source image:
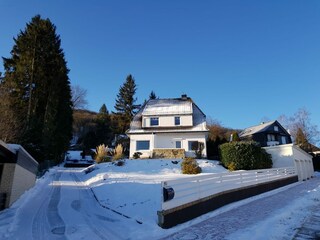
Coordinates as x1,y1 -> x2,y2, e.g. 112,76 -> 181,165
0,140 -> 14,154
7,144 -> 38,165
127,96 -> 208,134
142,99 -> 193,116
239,120 -> 277,137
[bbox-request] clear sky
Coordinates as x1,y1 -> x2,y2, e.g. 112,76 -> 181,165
1,0 -> 319,129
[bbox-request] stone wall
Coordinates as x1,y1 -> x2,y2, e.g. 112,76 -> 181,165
152,149 -> 185,159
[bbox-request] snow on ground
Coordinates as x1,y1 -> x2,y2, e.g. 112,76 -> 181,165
0,159 -> 319,240
81,159 -> 227,227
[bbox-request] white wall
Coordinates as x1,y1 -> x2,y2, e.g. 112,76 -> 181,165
264,144 -> 295,168
264,144 -> 314,180
129,134 -> 154,158
129,132 -> 207,158
142,115 -> 193,128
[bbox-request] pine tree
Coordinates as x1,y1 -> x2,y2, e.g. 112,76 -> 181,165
149,90 -> 157,100
95,104 -> 112,145
0,15 -> 73,163
114,74 -> 139,133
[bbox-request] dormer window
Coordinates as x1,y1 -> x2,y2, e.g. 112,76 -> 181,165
150,117 -> 159,126
175,116 -> 180,126
274,126 -> 279,131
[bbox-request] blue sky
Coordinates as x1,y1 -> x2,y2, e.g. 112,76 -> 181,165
0,1 -> 319,129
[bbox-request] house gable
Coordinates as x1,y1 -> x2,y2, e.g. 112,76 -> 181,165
239,120 -> 292,147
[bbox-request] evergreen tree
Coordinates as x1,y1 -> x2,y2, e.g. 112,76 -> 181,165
0,15 -> 73,163
95,104 -> 112,146
114,74 -> 139,133
149,90 -> 157,100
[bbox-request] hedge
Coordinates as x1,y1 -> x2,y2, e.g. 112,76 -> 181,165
219,141 -> 272,171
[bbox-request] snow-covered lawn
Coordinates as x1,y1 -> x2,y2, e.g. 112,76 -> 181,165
0,158 -> 319,240
81,159 -> 227,225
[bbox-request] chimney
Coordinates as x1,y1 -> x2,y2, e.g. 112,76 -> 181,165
181,94 -> 188,100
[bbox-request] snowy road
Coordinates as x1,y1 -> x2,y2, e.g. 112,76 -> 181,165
0,168 -> 130,240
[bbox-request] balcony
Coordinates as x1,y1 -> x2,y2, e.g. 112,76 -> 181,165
267,141 -> 279,146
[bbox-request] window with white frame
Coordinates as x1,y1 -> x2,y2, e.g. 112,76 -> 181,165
274,126 -> 279,131
188,141 -> 199,151
175,141 -> 182,148
150,117 -> 159,126
136,140 -> 150,150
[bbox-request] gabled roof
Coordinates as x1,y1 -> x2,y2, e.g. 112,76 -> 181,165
239,120 -> 290,138
127,96 -> 208,134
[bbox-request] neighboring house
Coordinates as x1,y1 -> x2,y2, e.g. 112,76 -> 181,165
239,120 -> 292,147
126,95 -> 208,158
0,140 -> 38,210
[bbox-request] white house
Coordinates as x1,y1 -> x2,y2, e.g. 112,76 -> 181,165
126,95 -> 208,158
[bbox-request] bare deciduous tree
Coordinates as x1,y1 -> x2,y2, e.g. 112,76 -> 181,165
71,85 -> 88,110
278,108 -> 319,145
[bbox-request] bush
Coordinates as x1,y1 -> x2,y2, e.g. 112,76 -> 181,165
113,144 -> 124,160
219,141 -> 272,171
181,157 -> 202,174
133,152 -> 142,159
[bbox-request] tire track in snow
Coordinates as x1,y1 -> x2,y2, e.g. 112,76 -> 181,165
70,171 -> 122,240
32,171 -> 66,240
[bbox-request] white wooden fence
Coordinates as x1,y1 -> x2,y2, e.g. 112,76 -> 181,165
161,167 -> 296,211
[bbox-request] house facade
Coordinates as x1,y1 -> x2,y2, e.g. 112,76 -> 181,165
239,120 -> 292,147
0,140 -> 38,209
126,95 -> 208,158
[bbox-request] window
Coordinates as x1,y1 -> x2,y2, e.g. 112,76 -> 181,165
150,117 -> 159,126
274,126 -> 279,132
176,141 -> 181,148
267,134 -> 276,141
175,117 -> 180,126
188,141 -> 199,151
136,141 -> 150,150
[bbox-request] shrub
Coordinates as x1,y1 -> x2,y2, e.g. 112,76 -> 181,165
219,141 -> 272,171
133,152 -> 142,159
181,157 -> 202,174
195,142 -> 205,159
95,144 -> 111,163
113,144 -> 124,160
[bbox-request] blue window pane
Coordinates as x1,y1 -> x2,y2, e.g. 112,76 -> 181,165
150,118 -> 159,126
176,141 -> 181,148
136,141 -> 150,150
175,117 -> 180,125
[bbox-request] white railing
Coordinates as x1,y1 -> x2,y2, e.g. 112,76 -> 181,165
161,167 -> 296,211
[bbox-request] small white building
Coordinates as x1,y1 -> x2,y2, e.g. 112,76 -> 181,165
126,95 -> 208,158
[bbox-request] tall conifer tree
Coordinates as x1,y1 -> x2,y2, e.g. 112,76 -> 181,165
0,15 -> 73,163
114,74 -> 139,133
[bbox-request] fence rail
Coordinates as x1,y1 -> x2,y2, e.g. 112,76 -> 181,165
161,167 -> 296,211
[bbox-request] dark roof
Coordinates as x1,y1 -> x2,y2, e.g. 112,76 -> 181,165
239,120 -> 291,138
